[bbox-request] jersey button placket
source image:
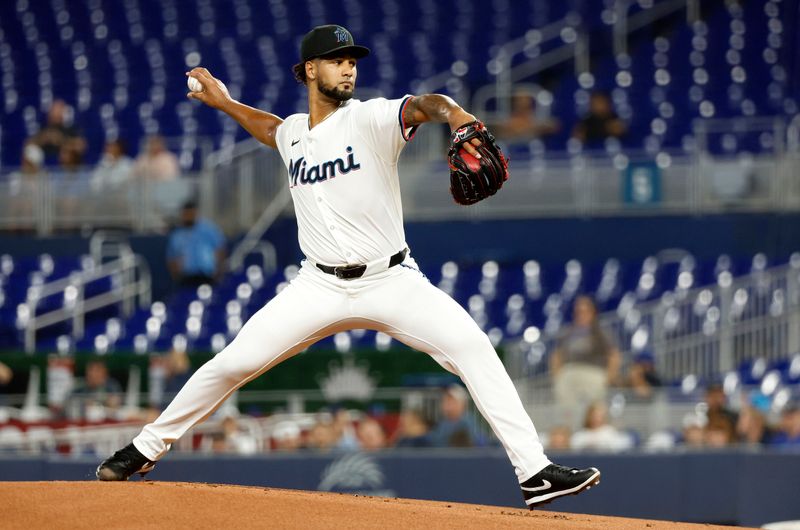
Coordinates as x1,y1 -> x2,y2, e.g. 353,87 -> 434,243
314,189 -> 349,262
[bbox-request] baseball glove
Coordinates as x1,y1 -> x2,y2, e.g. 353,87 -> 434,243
447,120 -> 509,205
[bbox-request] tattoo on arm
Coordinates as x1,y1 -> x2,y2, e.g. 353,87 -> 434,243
403,94 -> 453,126
403,94 -> 475,130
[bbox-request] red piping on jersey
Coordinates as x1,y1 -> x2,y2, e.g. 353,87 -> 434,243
399,96 -> 419,142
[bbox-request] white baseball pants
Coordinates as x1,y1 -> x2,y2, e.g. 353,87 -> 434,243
133,256 -> 551,482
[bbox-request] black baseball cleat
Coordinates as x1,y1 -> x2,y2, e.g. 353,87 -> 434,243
521,463 -> 601,508
96,443 -> 156,481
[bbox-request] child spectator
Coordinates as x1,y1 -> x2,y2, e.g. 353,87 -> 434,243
571,401 -> 634,452
393,409 -> 431,448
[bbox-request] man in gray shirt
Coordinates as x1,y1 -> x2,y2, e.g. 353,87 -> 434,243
550,296 -> 621,428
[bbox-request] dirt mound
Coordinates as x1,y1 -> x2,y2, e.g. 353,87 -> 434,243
0,482 -> 751,529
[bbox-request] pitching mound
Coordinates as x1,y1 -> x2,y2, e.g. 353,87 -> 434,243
0,482 -> 750,529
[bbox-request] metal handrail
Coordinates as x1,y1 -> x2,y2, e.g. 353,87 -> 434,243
205,137 -> 266,169
89,230 -> 135,265
614,0 -> 692,57
203,134 -> 290,272
22,255 -> 151,353
471,16 -> 584,120
229,239 -> 279,275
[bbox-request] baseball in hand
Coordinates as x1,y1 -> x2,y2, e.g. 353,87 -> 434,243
187,76 -> 204,93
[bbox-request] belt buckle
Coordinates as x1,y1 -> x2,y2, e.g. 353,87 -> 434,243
333,264 -> 366,280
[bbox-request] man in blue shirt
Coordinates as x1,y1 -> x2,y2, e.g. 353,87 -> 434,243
770,404 -> 800,447
167,201 -> 226,288
428,384 -> 487,447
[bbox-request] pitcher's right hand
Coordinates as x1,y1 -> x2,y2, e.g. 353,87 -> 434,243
186,68 -> 232,110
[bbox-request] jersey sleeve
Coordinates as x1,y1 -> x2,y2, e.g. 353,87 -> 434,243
274,115 -> 296,163
352,96 -> 419,163
274,120 -> 288,162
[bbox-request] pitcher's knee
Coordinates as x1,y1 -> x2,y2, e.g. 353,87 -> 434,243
444,330 -> 495,357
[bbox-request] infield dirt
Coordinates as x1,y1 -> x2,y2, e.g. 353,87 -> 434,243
0,481 -> 754,529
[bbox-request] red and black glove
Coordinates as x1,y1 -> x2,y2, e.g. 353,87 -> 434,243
447,120 -> 509,205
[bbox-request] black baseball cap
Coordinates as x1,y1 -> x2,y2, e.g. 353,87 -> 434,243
300,25 -> 370,62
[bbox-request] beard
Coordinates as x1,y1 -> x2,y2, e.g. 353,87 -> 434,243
317,80 -> 354,102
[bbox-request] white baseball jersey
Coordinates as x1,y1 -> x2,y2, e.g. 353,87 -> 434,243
274,96 -> 418,266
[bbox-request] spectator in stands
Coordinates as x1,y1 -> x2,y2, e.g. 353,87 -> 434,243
735,404 -> 771,446
704,382 -> 738,427
545,425 -> 572,451
626,351 -> 662,400
306,418 -> 338,452
216,415 -> 258,455
571,401 -> 634,452
428,384 -> 485,447
69,359 -> 122,421
209,432 -> 228,453
167,200 -> 226,288
495,90 -> 560,145
31,99 -> 87,164
331,408 -> 360,451
681,420 -> 705,448
162,348 -> 194,408
357,417 -> 387,451
134,135 -> 180,181
769,404 -> 800,447
273,421 -> 303,452
393,409 -> 431,448
571,91 -> 626,146
550,296 -> 621,427
91,139 -> 133,191
55,144 -> 91,225
704,415 -> 735,448
7,143 -> 44,232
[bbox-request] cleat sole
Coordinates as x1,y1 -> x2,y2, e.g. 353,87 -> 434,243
526,471 -> 601,510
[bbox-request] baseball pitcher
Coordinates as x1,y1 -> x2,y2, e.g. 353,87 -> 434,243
97,25 -> 600,508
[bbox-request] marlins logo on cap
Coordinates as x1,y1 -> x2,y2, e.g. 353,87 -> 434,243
300,24 -> 370,62
333,27 -> 349,43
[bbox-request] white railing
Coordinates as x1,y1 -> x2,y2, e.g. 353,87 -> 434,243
0,173 -> 200,234
0,386 -> 462,455
511,254 -> 800,384
0,413 -> 316,457
2,133 -> 796,233
397,136 -> 799,221
20,253 -> 151,353
611,259 -> 800,381
1,385 -> 769,455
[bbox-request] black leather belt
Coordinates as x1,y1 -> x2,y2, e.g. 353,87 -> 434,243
316,249 -> 407,280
